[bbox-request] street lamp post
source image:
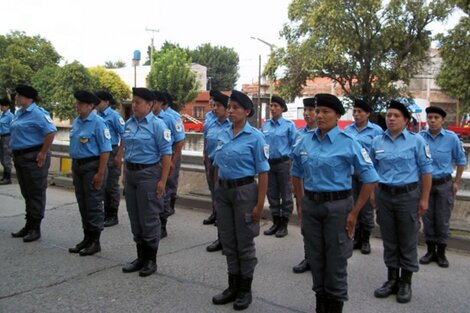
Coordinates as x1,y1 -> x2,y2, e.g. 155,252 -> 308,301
145,28 -> 159,67
132,50 -> 141,88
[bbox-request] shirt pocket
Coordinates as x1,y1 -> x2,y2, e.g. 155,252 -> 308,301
396,149 -> 415,173
318,156 -> 346,181
434,147 -> 451,168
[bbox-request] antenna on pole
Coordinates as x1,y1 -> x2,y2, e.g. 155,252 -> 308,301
145,27 -> 159,67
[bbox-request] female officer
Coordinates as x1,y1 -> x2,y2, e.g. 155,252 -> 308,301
68,90 -> 111,256
10,85 -> 57,242
0,97 -> 14,184
371,100 -> 432,304
211,90 -> 269,311
117,88 -> 172,277
291,94 -> 378,313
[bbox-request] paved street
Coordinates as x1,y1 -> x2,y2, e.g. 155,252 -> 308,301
0,184 -> 469,313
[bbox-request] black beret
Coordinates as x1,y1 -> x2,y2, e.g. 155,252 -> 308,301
313,93 -> 345,115
212,91 -> 229,108
388,100 -> 411,120
15,84 -> 38,99
303,97 -> 316,107
95,91 -> 115,105
230,90 -> 254,117
153,90 -> 167,103
163,92 -> 174,105
0,97 -> 11,106
74,90 -> 100,105
209,89 -> 220,98
425,106 -> 446,118
132,88 -> 155,102
353,99 -> 372,112
271,95 -> 287,112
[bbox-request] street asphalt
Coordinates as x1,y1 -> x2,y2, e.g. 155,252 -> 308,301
1,184 -> 469,313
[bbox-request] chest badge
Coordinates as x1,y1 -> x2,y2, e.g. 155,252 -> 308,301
80,138 -> 89,143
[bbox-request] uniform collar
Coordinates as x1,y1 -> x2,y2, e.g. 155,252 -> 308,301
269,116 -> 285,125
384,128 -> 409,140
215,118 -> 229,126
352,120 -> 373,131
80,111 -> 95,122
426,127 -> 445,137
100,106 -> 112,116
25,102 -> 38,112
1,109 -> 11,115
314,125 -> 340,143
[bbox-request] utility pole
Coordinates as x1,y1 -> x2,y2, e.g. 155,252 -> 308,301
145,27 -> 159,67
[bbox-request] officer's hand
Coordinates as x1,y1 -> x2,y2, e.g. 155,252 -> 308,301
36,151 -> 46,167
418,199 -> 428,217
114,158 -> 122,169
370,192 -> 377,209
252,207 -> 262,224
452,181 -> 459,196
156,181 -> 165,199
169,162 -> 175,177
92,173 -> 104,190
346,212 -> 358,239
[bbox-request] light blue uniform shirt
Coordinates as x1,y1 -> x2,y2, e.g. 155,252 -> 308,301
294,126 -> 316,146
213,122 -> 270,180
0,110 -> 14,135
156,110 -> 184,144
97,106 -> 125,146
204,110 -> 216,126
344,121 -> 383,154
164,107 -> 186,142
10,103 -> 57,150
419,128 -> 467,179
123,112 -> 172,164
370,129 -> 433,185
69,112 -> 112,159
291,126 -> 379,192
204,117 -> 231,161
262,116 -> 297,159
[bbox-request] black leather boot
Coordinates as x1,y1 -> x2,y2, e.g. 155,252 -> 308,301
79,231 -> 101,256
212,273 -> 239,305
396,269 -> 412,303
315,293 -> 327,313
23,219 -> 41,242
139,245 -> 157,277
419,241 -> 437,264
374,267 -> 399,298
233,276 -> 252,310
160,217 -> 168,239
122,243 -> 145,273
361,230 -> 371,255
0,171 -> 11,184
327,299 -> 344,313
264,216 -> 280,236
436,243 -> 449,268
206,239 -> 223,252
203,212 -> 216,225
104,213 -> 119,227
292,258 -> 310,273
275,217 -> 289,238
353,227 -> 362,249
69,230 -> 90,253
11,219 -> 30,238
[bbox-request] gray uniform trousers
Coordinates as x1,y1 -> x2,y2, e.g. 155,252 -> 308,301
423,180 -> 453,244
162,158 -> 181,219
125,165 -> 163,249
267,160 -> 294,218
0,135 -> 12,172
104,146 -> 121,215
376,187 -> 420,272
216,182 -> 260,278
72,159 -> 107,232
352,176 -> 375,231
302,196 -> 354,301
13,150 -> 51,220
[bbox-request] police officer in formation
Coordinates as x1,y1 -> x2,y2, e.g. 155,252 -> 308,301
343,99 -> 383,254
211,90 -> 269,311
160,92 -> 185,238
117,88 -> 172,277
0,97 -> 14,185
291,97 -> 317,274
370,100 -> 432,303
68,90 -> 111,256
262,95 -> 297,238
202,90 -> 231,252
10,85 -> 57,242
418,106 -> 467,268
291,94 -> 379,313
96,91 -> 125,227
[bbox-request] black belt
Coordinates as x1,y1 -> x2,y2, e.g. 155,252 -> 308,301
73,156 -> 100,165
112,144 -> 118,148
432,175 -> 452,186
219,176 -> 254,189
126,162 -> 157,171
379,182 -> 418,195
268,155 -> 290,165
12,145 -> 42,156
304,189 -> 351,203
0,133 -> 10,138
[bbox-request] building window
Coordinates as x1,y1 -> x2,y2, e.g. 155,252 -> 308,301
193,106 -> 205,119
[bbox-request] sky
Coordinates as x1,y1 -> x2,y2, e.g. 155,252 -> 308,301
0,0 -> 464,88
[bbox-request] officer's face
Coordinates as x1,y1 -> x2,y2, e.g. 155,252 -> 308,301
15,94 -> 32,107
315,106 -> 339,132
270,103 -> 283,119
132,96 -> 152,118
214,102 -> 227,119
385,109 -> 407,133
97,100 -> 109,112
0,105 -> 9,112
352,107 -> 370,125
75,101 -> 93,116
427,113 -> 444,131
152,100 -> 163,115
227,100 -> 249,124
303,106 -> 317,127
209,98 -> 216,112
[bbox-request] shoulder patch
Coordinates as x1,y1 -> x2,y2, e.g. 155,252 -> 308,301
45,114 -> 53,124
104,128 -> 111,140
360,148 -> 373,164
264,144 -> 270,159
461,141 -> 465,153
164,129 -> 171,142
425,144 -> 431,158
175,122 -> 183,132
119,117 -> 125,125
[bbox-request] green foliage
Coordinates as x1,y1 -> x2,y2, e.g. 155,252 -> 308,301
31,65 -> 60,114
0,31 -> 61,94
89,66 -> 131,105
266,0 -> 452,107
147,47 -> 199,111
144,41 -> 189,65
104,60 -> 126,69
189,43 -> 239,90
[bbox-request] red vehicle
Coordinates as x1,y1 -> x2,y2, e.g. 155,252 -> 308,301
182,114 -> 204,132
448,114 -> 470,138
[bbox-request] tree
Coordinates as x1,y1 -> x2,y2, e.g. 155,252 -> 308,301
436,3 -> 470,113
104,60 -> 126,69
31,65 -> 61,114
89,66 -> 131,104
147,47 -> 199,111
189,43 -> 240,90
144,41 -> 188,65
265,0 -> 452,108
0,31 -> 61,94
